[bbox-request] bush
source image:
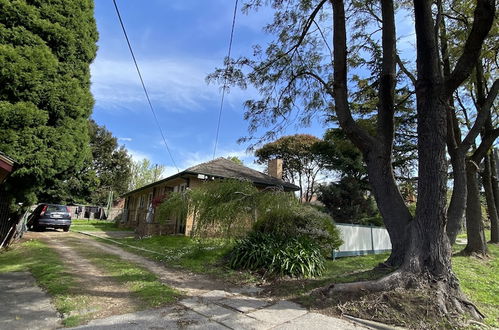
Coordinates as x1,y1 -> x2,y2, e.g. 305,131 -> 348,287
229,232 -> 326,278
254,203 -> 343,256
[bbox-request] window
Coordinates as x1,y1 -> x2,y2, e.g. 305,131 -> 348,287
139,195 -> 145,208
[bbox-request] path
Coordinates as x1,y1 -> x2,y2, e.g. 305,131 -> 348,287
0,272 -> 60,330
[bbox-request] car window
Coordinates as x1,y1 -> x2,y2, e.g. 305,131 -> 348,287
46,205 -> 67,212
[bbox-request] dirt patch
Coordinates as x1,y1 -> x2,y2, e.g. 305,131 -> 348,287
30,231 -> 141,321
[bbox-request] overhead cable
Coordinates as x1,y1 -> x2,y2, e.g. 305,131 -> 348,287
112,0 -> 179,172
213,0 -> 239,159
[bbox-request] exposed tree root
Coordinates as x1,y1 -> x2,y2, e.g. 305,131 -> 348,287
316,270 -> 484,329
455,248 -> 489,259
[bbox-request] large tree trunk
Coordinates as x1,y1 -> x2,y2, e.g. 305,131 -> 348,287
490,149 -> 499,242
365,147 -> 411,267
483,153 -> 499,243
462,161 -> 488,255
447,152 -> 467,244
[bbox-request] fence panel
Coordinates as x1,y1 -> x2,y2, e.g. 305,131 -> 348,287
333,223 -> 392,258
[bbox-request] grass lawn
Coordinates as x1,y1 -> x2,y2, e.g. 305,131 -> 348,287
0,240 -> 88,326
453,242 -> 499,327
70,219 -> 132,232
105,235 -> 255,283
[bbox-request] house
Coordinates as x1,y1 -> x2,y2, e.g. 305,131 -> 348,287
0,151 -> 15,185
121,158 -> 299,236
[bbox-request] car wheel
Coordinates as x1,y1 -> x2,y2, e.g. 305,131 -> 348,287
63,226 -> 70,232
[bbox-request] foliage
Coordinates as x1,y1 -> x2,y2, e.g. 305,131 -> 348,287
157,179 -> 259,238
317,177 -> 379,225
129,158 -> 165,191
0,0 -> 98,212
40,120 -> 133,205
313,129 -> 366,180
255,134 -> 324,202
229,232 -> 326,278
226,156 -> 244,165
254,200 -> 343,256
87,120 -> 132,205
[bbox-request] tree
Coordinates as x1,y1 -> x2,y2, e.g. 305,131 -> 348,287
88,120 -> 132,205
212,0 -> 413,267
210,0 -> 496,318
129,159 -> 165,191
255,134 -> 323,202
438,0 -> 499,246
0,0 -> 98,213
317,178 -> 379,224
226,156 -> 244,165
314,128 -> 379,223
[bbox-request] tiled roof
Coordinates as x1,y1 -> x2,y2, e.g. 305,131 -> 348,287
123,158 -> 299,196
184,158 -> 299,191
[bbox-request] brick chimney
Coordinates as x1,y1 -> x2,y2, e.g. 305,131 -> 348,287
268,159 -> 283,180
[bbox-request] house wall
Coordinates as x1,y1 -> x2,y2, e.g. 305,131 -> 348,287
122,176 -> 201,237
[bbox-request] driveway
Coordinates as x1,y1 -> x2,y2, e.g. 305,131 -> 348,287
0,272 -> 59,330
8,231 -> 373,329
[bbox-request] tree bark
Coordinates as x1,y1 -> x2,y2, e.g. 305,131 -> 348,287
447,151 -> 467,244
365,147 -> 411,267
483,153 -> 499,243
330,0 -> 410,267
403,0 -> 453,278
462,161 -> 488,255
490,149 -> 499,242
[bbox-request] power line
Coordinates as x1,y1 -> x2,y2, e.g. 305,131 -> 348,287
213,0 -> 239,160
112,0 -> 179,172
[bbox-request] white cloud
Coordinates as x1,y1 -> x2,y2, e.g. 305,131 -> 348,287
91,56 -> 223,112
127,148 -> 152,162
118,137 -> 133,142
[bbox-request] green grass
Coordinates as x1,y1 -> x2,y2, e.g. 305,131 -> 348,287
0,240 -> 88,326
70,220 -> 132,232
69,241 -> 180,308
106,235 -> 255,283
453,242 -> 499,327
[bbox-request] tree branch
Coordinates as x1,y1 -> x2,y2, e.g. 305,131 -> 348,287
396,55 -> 417,86
331,0 -> 375,152
461,79 -> 499,151
444,0 -> 496,97
471,128 -> 499,164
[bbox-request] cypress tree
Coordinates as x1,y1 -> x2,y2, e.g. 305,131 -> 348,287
0,0 -> 98,211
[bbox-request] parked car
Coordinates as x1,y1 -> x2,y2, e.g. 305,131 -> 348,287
27,204 -> 72,232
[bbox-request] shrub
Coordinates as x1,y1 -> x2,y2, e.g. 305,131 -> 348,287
157,179 -> 259,238
254,203 -> 343,256
229,232 -> 326,278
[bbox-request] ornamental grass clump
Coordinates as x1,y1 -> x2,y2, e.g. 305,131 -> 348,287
229,232 -> 326,278
230,197 -> 343,278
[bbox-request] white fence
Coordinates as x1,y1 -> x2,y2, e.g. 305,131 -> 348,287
333,223 -> 391,258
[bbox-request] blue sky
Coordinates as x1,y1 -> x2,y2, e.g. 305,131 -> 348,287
90,0 -> 325,177
90,1 -> 416,178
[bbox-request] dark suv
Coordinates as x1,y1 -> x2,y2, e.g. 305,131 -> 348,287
27,204 -> 72,232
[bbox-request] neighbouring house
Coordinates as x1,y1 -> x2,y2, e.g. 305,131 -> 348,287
121,158 -> 299,236
0,151 -> 15,185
